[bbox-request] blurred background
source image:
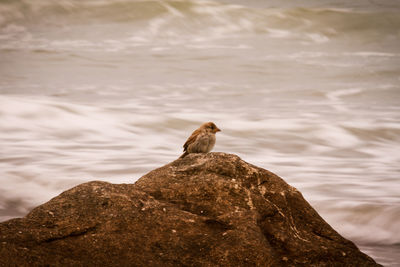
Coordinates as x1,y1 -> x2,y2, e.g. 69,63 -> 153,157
0,0 -> 399,265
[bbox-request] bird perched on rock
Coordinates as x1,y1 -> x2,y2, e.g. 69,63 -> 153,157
179,122 -> 221,158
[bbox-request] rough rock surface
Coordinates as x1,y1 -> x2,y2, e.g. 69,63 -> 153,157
0,153 -> 380,266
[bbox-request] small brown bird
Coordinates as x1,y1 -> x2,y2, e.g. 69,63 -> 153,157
179,122 -> 221,158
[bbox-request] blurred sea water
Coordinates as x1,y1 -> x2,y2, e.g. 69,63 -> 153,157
0,0 -> 399,265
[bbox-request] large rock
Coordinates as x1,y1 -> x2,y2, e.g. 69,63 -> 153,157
0,153 -> 380,266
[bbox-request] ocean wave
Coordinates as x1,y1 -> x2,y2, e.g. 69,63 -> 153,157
1,0 -> 399,43
316,201 -> 400,246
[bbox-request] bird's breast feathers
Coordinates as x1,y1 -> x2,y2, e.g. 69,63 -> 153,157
186,132 -> 215,153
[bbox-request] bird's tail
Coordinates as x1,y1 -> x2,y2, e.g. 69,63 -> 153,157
179,151 -> 189,159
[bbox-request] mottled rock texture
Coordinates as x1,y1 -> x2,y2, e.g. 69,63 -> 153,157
0,153 -> 380,266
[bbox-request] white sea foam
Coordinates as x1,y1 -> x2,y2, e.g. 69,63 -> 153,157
326,88 -> 364,101
345,51 -> 397,57
306,33 -> 330,43
267,29 -> 292,38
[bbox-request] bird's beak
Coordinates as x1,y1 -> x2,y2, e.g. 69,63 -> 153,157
215,127 -> 221,133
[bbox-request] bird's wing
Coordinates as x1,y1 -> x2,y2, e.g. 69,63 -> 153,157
183,128 -> 202,152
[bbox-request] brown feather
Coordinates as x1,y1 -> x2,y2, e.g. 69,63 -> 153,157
179,151 -> 189,159
183,128 -> 202,152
